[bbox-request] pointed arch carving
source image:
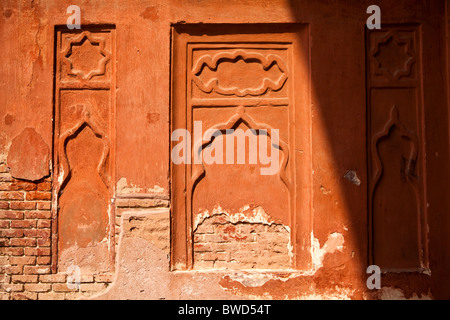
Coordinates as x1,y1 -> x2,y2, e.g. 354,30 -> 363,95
62,30 -> 111,81
192,50 -> 288,97
368,105 -> 425,270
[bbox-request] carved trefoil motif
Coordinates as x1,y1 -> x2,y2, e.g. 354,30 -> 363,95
171,24 -> 311,271
366,25 -> 429,272
53,26 -> 116,273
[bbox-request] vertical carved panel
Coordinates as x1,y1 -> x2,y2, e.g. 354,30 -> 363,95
53,27 -> 116,273
171,24 -> 311,271
367,25 -> 428,272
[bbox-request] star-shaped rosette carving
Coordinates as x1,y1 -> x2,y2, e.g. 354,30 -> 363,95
62,31 -> 111,81
370,31 -> 415,81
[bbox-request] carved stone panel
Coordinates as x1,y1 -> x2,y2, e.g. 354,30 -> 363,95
171,24 -> 311,271
366,25 -> 428,272
53,26 -> 116,273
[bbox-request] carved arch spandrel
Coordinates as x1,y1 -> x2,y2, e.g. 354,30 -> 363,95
190,106 -> 291,195
62,30 -> 111,81
57,106 -> 110,194
192,50 -> 288,97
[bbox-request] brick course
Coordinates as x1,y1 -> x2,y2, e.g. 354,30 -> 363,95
0,158 -> 112,300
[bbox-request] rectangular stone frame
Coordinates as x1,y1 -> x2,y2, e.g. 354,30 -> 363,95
170,24 -> 312,271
